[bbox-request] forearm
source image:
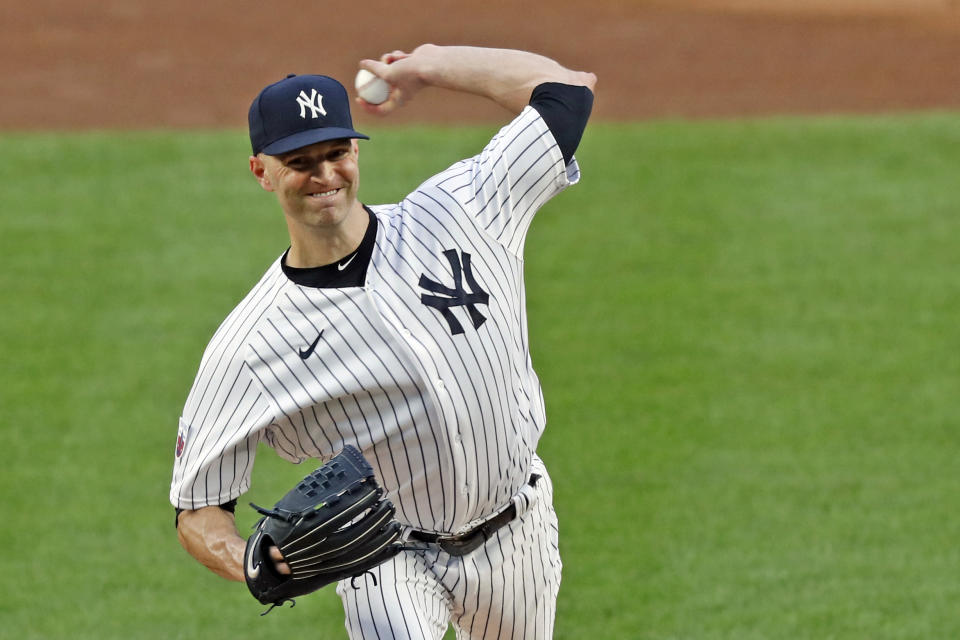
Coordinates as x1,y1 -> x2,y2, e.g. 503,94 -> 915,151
410,45 -> 596,113
176,506 -> 246,582
360,45 -> 597,115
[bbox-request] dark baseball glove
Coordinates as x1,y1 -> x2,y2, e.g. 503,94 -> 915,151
243,445 -> 402,612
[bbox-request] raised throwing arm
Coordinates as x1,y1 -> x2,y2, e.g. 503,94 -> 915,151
357,45 -> 597,116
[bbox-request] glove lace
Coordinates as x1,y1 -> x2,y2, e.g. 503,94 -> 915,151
260,599 -> 296,616
250,502 -> 298,523
350,570 -> 378,589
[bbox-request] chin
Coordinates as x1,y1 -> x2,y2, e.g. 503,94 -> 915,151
303,211 -> 344,228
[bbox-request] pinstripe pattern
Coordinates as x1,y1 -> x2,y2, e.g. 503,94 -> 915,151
170,105 -> 579,636
338,456 -> 561,640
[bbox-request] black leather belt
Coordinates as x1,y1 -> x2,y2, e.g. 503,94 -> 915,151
408,474 -> 540,556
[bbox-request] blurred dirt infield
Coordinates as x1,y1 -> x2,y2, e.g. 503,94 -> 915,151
1,0 -> 959,131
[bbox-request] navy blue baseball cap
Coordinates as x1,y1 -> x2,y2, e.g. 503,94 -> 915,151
248,74 -> 369,155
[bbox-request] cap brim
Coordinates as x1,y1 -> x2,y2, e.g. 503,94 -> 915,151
260,127 -> 369,155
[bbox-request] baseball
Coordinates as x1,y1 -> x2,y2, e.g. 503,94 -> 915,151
355,69 -> 391,105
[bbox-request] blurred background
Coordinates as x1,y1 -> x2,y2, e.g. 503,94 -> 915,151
2,0 -> 959,129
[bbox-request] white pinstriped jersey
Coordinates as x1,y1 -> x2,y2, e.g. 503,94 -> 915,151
170,106 -> 580,534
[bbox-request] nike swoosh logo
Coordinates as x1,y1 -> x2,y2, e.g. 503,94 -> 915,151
246,530 -> 263,579
337,253 -> 358,271
298,330 -> 324,360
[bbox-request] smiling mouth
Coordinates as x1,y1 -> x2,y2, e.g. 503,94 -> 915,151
310,188 -> 340,198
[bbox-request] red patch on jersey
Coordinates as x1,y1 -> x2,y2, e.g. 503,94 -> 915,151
176,432 -> 186,457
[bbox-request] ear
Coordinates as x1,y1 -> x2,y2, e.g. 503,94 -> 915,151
249,155 -> 275,192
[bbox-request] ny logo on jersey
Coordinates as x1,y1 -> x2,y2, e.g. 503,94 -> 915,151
419,249 -> 490,335
296,89 -> 327,119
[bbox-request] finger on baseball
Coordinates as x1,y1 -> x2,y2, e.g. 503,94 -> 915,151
381,50 -> 409,64
269,545 -> 291,575
359,59 -> 393,82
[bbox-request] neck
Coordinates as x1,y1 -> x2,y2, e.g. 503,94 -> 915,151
285,202 -> 368,268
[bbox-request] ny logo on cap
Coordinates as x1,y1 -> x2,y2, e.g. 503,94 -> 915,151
296,89 -> 327,119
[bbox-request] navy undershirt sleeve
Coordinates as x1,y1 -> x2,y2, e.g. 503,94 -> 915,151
529,82 -> 594,165
174,499 -> 237,528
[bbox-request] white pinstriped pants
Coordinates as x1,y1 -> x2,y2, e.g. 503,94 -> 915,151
336,460 -> 562,640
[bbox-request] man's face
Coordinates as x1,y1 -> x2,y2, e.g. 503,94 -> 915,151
250,138 -> 360,228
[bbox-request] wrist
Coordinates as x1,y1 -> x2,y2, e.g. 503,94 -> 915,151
407,44 -> 443,87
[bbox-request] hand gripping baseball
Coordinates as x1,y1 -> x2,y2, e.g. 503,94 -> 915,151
243,445 -> 403,613
355,48 -> 427,116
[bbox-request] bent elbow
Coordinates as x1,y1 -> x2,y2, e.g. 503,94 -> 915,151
577,71 -> 598,93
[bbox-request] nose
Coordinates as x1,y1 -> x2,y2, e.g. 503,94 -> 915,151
314,160 -> 340,186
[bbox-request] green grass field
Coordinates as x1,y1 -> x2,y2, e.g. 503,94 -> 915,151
1,113 -> 958,639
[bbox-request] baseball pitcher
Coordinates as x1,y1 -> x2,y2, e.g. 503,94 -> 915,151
170,44 -> 596,638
